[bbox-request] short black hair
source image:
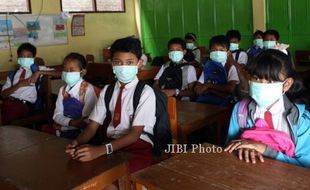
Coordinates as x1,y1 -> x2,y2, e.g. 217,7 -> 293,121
209,35 -> 230,50
110,37 -> 142,59
63,52 -> 87,69
168,37 -> 186,50
264,29 -> 280,41
185,33 -> 197,41
17,43 -> 36,57
226,30 -> 241,41
254,30 -> 264,37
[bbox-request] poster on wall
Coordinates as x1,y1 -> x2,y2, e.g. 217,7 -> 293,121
71,15 -> 85,36
0,14 -> 68,49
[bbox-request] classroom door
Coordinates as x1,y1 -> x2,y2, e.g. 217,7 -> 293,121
140,0 -> 253,57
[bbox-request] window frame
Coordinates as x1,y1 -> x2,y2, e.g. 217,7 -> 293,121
0,0 -> 32,14
60,0 -> 126,13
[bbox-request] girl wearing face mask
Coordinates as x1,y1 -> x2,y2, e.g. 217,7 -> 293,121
53,53 -> 97,139
225,49 -> 310,168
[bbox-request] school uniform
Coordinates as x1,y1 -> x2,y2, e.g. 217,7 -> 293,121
232,50 -> 248,65
198,63 -> 240,84
192,45 -> 201,63
53,79 -> 97,139
226,95 -> 310,168
89,77 -> 156,173
1,66 -> 53,124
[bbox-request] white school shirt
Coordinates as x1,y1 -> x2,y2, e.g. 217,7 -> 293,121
253,97 -> 290,136
192,46 -> 201,63
53,79 -> 97,131
154,61 -> 197,90
1,66 -> 54,103
198,63 -> 240,84
232,51 -> 248,65
89,77 -> 156,145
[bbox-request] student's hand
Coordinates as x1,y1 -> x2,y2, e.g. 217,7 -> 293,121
53,123 -> 61,130
65,140 -> 78,157
227,51 -> 234,64
73,144 -> 105,162
236,148 -> 264,164
69,118 -> 87,129
195,83 -> 211,95
161,89 -> 177,97
29,71 -> 41,83
17,79 -> 31,87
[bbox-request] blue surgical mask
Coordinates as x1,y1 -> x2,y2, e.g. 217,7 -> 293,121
249,81 -> 284,109
17,58 -> 34,70
263,41 -> 276,49
210,51 -> 227,65
254,39 -> 263,48
62,71 -> 81,87
113,65 -> 138,83
229,43 -> 239,51
169,51 -> 184,63
186,43 -> 194,50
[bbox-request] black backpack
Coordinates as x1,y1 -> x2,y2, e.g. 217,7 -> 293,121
158,62 -> 189,90
184,47 -> 199,62
100,81 -> 172,156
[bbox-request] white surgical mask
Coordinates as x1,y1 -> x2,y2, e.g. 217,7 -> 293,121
249,80 -> 286,109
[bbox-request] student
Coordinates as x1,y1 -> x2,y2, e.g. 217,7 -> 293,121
247,30 -> 264,60
1,42 -> 60,124
53,53 -> 97,139
263,29 -> 280,50
65,37 -> 156,177
184,32 -> 201,65
225,50 -> 310,168
154,37 -> 197,100
226,30 -> 248,66
195,35 -> 239,105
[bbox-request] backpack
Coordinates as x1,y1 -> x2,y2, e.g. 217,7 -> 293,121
184,47 -> 198,62
196,60 -> 233,105
8,64 -> 43,111
158,62 -> 189,90
237,97 -> 252,128
99,81 -> 172,156
62,81 -> 89,119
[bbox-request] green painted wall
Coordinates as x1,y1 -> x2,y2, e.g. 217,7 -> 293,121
141,0 -> 253,57
266,0 -> 310,55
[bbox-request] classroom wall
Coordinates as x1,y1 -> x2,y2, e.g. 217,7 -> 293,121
0,0 -> 138,70
140,0 -> 253,57
252,0 -> 266,32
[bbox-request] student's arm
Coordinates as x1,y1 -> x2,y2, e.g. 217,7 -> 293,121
1,77 -> 31,99
195,80 -> 237,97
29,70 -> 62,83
153,65 -> 165,89
227,51 -> 246,70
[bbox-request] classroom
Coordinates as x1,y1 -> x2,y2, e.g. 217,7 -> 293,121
0,0 -> 310,190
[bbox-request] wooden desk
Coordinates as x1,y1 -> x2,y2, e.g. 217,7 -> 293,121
0,126 -> 130,190
132,143 -> 310,190
137,66 -> 160,81
177,101 -> 230,144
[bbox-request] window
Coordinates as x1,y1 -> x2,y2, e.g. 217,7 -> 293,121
61,0 -> 125,13
0,0 -> 31,14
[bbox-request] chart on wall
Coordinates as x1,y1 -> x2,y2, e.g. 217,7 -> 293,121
0,14 -> 68,49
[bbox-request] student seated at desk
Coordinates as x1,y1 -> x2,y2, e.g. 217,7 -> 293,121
225,50 -> 310,168
1,43 -> 60,125
53,53 -> 97,139
153,37 -> 197,101
66,37 -> 156,177
226,30 -> 248,67
184,32 -> 201,66
247,30 -> 264,61
195,35 -> 239,105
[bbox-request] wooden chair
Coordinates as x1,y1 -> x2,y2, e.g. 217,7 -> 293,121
103,48 -> 111,61
84,62 -> 115,88
167,96 -> 177,143
85,54 -> 95,64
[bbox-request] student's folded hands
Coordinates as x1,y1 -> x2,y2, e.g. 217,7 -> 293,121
161,89 -> 177,97
224,139 -> 267,164
17,79 -> 32,87
66,141 -> 106,162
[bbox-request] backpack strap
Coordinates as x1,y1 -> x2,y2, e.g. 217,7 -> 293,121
224,62 -> 232,79
133,81 -> 146,113
30,64 -> 40,92
8,70 -> 17,86
237,98 -> 251,128
181,64 -> 189,90
79,81 -> 88,105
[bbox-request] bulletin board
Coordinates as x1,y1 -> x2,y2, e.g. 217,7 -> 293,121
0,14 -> 68,49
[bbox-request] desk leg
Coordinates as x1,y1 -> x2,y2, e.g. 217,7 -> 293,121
134,183 -> 144,190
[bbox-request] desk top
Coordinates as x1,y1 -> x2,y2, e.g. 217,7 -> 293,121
132,143 -> 310,190
0,126 -> 129,190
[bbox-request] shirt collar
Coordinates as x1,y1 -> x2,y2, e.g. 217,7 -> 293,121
65,79 -> 84,93
116,76 -> 139,90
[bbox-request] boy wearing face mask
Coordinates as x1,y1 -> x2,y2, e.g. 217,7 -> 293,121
65,37 -> 156,179
195,35 -> 240,105
184,32 -> 201,64
225,50 -> 310,167
226,30 -> 248,66
247,30 -> 264,61
154,37 -> 197,100
53,53 -> 97,139
1,43 -> 60,125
